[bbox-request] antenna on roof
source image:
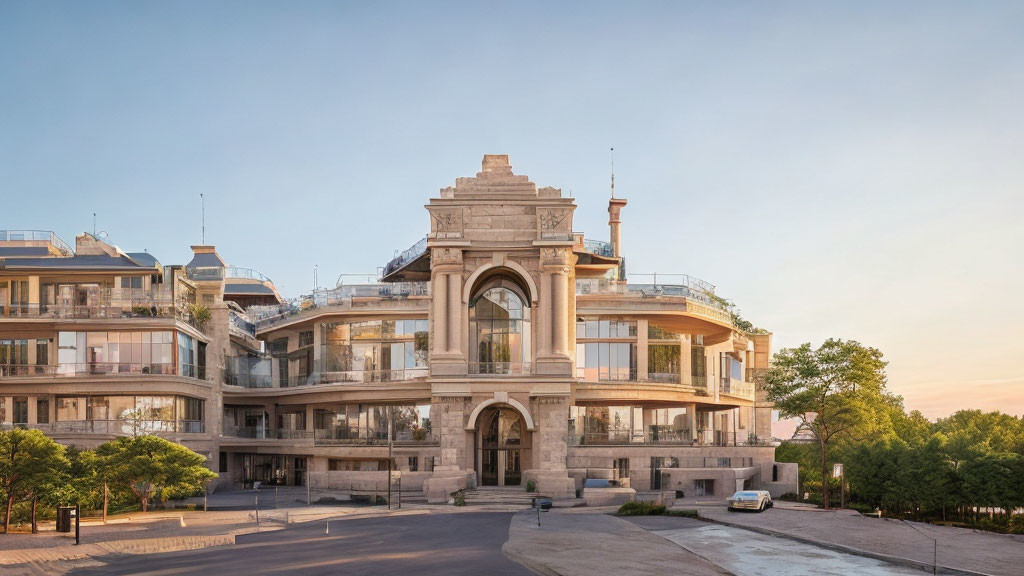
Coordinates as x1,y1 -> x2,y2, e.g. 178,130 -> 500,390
93,213 -> 96,235
200,194 -> 205,244
610,147 -> 615,199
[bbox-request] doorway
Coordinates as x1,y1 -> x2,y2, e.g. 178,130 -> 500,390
478,407 -> 525,486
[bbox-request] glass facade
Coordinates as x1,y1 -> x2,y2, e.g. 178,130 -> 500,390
469,287 -> 531,374
575,319 -> 637,381
321,319 -> 428,381
51,394 -> 205,433
57,331 -> 174,375
313,404 -> 430,443
569,405 -> 693,445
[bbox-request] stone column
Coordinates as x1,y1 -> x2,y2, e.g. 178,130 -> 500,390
551,267 -> 568,355
432,269 -> 448,355
27,396 -> 37,425
688,403 -> 698,443
447,272 -> 462,355
524,397 -> 576,498
681,336 -> 692,386
637,319 -> 649,381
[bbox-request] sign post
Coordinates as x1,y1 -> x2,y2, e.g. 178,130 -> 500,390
832,463 -> 845,509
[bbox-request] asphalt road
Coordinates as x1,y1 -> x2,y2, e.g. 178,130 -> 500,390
70,511 -> 533,576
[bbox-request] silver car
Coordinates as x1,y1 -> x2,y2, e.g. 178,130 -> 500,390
727,490 -> 773,512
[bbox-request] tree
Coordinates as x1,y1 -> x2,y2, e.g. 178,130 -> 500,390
0,429 -> 68,532
763,338 -> 888,508
97,436 -> 216,512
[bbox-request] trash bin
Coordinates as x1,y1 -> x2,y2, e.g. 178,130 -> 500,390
56,506 -> 74,532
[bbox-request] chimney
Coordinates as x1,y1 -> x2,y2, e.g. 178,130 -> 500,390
608,197 -> 627,258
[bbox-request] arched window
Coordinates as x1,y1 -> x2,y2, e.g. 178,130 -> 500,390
469,285 -> 531,374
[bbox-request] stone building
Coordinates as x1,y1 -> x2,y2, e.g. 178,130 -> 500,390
0,155 -> 797,502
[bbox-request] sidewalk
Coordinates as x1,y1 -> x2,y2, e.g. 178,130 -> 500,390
697,505 -> 1024,576
503,509 -> 730,576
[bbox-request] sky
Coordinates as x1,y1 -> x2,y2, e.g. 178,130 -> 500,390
2,1 -> 1022,424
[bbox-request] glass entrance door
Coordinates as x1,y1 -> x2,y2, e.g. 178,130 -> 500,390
479,407 -> 523,486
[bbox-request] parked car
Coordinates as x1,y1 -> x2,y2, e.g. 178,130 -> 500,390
727,490 -> 773,512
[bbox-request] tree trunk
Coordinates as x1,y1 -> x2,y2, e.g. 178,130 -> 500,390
103,482 -> 108,524
141,496 -> 148,513
31,497 -> 37,534
4,493 -> 13,533
819,439 -> 830,509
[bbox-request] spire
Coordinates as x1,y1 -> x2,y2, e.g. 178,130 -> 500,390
610,147 -> 615,199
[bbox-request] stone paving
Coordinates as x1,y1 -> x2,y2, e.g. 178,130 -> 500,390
504,509 -> 730,576
696,504 -> 1024,576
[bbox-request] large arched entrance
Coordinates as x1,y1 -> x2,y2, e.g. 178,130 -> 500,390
476,406 -> 530,486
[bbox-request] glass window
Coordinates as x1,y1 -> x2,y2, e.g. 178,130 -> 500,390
36,398 -> 49,424
469,286 -> 531,374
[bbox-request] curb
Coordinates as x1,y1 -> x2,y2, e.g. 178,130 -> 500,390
698,514 -> 998,576
501,541 -> 564,576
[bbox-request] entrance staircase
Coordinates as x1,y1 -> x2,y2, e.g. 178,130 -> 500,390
463,486 -> 539,508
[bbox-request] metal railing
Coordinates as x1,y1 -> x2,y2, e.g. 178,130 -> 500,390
225,266 -> 272,283
313,428 -> 437,446
228,309 -> 257,338
469,362 -> 532,376
383,235 -> 428,277
319,368 -> 429,385
568,431 -> 746,450
250,282 -> 430,330
0,229 -> 74,256
37,419 -> 205,435
582,239 -> 615,257
0,363 -> 201,378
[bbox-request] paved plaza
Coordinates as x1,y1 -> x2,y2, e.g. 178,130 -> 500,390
4,502 -> 1024,575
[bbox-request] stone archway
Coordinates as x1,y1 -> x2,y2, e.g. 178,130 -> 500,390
474,405 -> 532,486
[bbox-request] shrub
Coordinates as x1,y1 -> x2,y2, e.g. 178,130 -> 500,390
617,501 -> 667,516
525,480 -> 537,492
451,489 -> 466,507
666,509 -> 699,518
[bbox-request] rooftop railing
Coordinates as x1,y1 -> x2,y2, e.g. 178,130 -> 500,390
225,266 -> 272,283
575,278 -> 732,320
0,229 -> 74,256
228,309 -> 257,338
249,282 -> 430,330
383,235 -> 429,277
582,239 -> 615,258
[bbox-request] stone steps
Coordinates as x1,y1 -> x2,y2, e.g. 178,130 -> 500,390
463,487 -> 541,507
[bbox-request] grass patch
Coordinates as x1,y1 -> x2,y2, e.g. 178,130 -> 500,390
617,501 -> 667,516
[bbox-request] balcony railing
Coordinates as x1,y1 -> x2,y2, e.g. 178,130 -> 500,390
0,229 -> 74,256
720,378 -> 755,400
469,362 -> 532,376
0,363 -> 201,379
32,420 -> 205,435
228,309 -> 257,338
319,368 -> 429,385
568,431 -> 747,450
314,428 -> 437,446
250,282 -> 430,330
582,239 -> 615,257
383,236 -> 428,277
185,267 -> 224,281
225,266 -> 272,283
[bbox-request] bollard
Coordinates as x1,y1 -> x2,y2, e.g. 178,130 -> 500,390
325,520 -> 329,535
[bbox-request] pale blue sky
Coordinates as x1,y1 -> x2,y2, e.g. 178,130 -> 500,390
2,1 -> 1022,419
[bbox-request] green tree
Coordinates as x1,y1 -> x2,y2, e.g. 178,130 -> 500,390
763,338 -> 888,508
97,436 -> 216,512
0,429 -> 69,532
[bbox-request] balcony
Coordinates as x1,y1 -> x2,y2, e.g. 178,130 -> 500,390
568,431 -> 750,451
0,288 -> 207,333
0,229 -> 74,256
0,363 -> 201,379
250,282 -> 430,331
314,428 -> 437,446
225,266 -> 272,283
382,236 -> 428,277
25,419 -> 205,435
582,239 -> 615,258
221,367 -> 429,389
469,362 -> 532,376
720,378 -> 755,400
